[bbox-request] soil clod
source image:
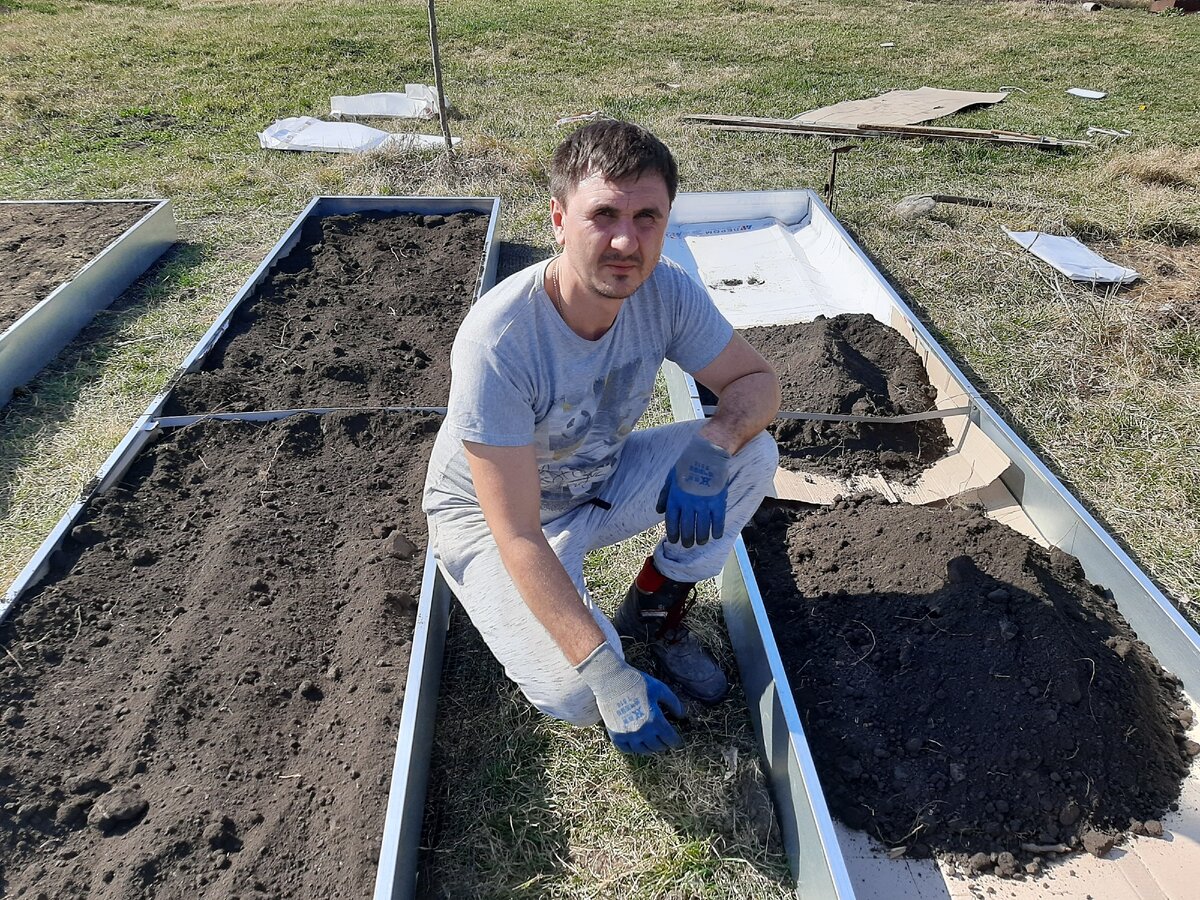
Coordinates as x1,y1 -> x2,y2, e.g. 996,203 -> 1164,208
1081,828 -> 1116,858
88,788 -> 149,831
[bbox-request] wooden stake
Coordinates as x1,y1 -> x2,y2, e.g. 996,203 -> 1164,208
427,0 -> 454,160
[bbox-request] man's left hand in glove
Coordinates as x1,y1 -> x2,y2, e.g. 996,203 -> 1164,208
656,434 -> 731,548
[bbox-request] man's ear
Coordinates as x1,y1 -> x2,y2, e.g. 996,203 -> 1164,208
550,196 -> 567,247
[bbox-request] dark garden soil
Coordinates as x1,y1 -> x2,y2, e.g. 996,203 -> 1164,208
735,314 -> 951,480
743,498 -> 1196,874
0,411 -> 438,899
0,202 -> 156,331
164,210 -> 489,414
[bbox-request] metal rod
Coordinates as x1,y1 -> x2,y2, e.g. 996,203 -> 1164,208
825,144 -> 856,212
701,404 -> 971,423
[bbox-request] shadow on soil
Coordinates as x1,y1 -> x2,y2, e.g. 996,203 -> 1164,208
0,241 -> 206,530
417,604 -> 571,899
844,224 -> 1199,629
496,240 -> 554,283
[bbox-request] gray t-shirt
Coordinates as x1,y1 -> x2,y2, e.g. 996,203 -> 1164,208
422,256 -> 733,524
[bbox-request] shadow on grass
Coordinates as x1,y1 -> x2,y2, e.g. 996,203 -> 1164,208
0,241 -> 206,532
417,604 -> 571,899
619,637 -> 794,894
841,222 -> 1199,628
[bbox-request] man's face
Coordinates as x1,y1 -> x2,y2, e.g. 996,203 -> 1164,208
551,171 -> 671,302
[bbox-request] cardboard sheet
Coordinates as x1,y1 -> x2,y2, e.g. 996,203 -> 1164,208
796,87 -> 1009,127
952,479 -> 1048,546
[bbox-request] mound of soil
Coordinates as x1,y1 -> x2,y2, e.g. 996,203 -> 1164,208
739,314 -> 951,480
0,411 -> 437,899
0,202 -> 156,330
165,211 -> 488,414
743,498 -> 1194,867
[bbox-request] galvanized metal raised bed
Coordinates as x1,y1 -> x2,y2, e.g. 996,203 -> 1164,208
0,199 -> 176,407
2,196 -> 500,900
662,189 -> 1200,900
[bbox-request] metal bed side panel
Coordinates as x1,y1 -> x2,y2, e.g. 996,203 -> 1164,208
0,200 -> 176,407
723,544 -> 857,900
374,553 -> 452,900
667,189 -> 813,228
661,360 -> 701,422
660,357 -> 855,898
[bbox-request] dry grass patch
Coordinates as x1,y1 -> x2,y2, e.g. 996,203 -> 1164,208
1101,239 -> 1200,325
1104,146 -> 1200,192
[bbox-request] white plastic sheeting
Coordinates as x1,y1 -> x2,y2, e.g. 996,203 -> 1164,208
258,116 -> 457,154
663,216 -> 891,328
1005,229 -> 1139,284
331,84 -> 443,119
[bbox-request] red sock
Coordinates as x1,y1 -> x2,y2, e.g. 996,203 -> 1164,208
635,556 -> 667,593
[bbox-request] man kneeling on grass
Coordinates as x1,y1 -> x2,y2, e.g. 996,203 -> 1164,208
422,121 -> 780,754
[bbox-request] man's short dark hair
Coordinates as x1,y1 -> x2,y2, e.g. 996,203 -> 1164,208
550,120 -> 678,206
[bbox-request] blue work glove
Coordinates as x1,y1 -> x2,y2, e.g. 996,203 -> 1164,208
576,642 -> 685,755
656,434 -> 731,548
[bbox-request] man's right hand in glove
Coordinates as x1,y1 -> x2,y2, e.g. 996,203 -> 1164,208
576,641 -> 685,754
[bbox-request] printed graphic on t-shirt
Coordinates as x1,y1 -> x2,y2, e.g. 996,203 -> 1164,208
537,357 -> 649,508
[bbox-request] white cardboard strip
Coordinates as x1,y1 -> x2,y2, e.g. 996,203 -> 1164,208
331,85 -> 443,120
1004,229 -> 1138,284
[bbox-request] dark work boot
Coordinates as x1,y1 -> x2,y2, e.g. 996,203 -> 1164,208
613,557 -> 730,705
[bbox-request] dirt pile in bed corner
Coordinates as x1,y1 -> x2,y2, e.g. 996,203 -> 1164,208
743,497 -> 1195,870
0,411 -> 438,899
165,210 -> 487,414
739,314 -> 951,481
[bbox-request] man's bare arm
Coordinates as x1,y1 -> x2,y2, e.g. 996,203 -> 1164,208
693,332 -> 780,453
463,440 -> 605,666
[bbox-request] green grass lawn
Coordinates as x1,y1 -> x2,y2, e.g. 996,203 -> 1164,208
2,0 -> 1198,895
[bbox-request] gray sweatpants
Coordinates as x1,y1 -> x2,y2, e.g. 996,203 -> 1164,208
427,419 -> 778,726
